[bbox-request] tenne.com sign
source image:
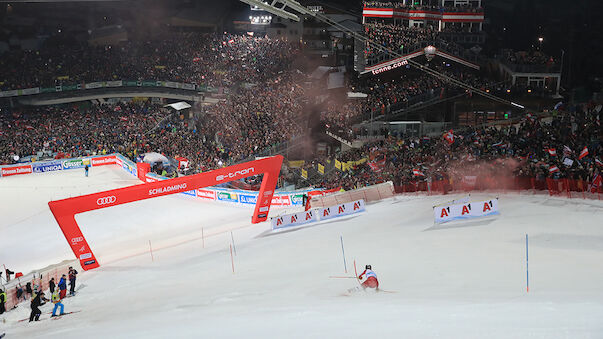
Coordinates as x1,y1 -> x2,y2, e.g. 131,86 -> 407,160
371,60 -> 409,75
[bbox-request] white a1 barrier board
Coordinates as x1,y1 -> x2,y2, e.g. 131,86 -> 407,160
434,198 -> 499,224
319,199 -> 365,221
272,210 -> 318,229
271,199 -> 366,230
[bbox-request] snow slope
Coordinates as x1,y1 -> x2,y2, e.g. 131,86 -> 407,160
2,166 -> 603,338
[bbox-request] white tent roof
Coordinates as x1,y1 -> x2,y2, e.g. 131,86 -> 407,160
142,152 -> 170,165
164,102 -> 192,111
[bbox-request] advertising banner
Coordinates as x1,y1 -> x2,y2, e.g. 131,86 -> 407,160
271,210 -> 318,230
290,193 -> 305,206
21,88 -> 40,95
197,189 -> 216,200
105,80 -> 123,87
1,165 -> 33,177
0,90 -> 18,97
62,159 -> 85,170
85,82 -> 103,89
164,81 -> 180,89
271,195 -> 291,206
33,162 -> 63,173
239,193 -> 258,205
182,190 -> 196,196
217,191 -> 238,203
145,176 -> 158,183
91,155 -> 116,166
434,198 -> 499,224
182,83 -> 196,90
319,199 -> 366,221
317,164 -> 325,175
121,161 -> 136,176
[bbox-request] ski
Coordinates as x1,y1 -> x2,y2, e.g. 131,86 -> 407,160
17,310 -> 81,323
51,311 -> 80,320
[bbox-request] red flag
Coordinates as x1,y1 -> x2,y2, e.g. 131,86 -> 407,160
114,106 -> 122,112
119,117 -> 128,121
547,148 -> 557,156
578,147 -> 589,160
591,173 -> 602,193
549,166 -> 560,173
413,169 -> 425,177
192,57 -> 201,62
595,158 -> 603,167
443,130 -> 454,145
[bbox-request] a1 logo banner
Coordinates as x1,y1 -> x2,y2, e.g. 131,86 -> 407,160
272,210 -> 318,230
319,199 -> 365,221
434,198 -> 499,224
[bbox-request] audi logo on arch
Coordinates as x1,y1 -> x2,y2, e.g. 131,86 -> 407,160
71,237 -> 84,245
96,196 -> 117,205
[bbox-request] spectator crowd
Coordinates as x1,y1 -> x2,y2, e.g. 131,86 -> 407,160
363,1 -> 483,12
0,33 -> 298,91
311,102 -> 602,192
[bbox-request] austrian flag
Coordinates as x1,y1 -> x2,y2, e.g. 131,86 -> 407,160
547,148 -> 557,156
579,147 -> 589,160
549,165 -> 560,173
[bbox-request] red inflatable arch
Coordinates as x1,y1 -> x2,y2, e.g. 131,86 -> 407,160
48,155 -> 283,270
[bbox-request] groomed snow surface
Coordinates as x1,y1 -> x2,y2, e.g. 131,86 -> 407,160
1,165 -> 603,338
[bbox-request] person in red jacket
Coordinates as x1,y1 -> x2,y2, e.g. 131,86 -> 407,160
358,265 -> 379,291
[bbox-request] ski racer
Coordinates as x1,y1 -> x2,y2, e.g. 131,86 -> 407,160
358,265 -> 379,291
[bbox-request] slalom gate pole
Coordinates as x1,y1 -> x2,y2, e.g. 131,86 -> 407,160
353,259 -> 358,278
231,231 -> 237,256
202,227 -> 205,249
526,234 -> 529,293
149,240 -> 154,262
230,244 -> 235,274
340,235 -> 348,273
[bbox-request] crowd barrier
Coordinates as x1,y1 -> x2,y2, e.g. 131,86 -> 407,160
0,154 -> 331,208
272,199 -> 366,230
310,181 -> 395,208
2,262 -> 74,311
0,79 -> 215,98
394,176 -> 602,200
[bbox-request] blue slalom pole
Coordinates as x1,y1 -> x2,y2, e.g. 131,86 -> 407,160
526,234 -> 529,293
340,235 -> 348,273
